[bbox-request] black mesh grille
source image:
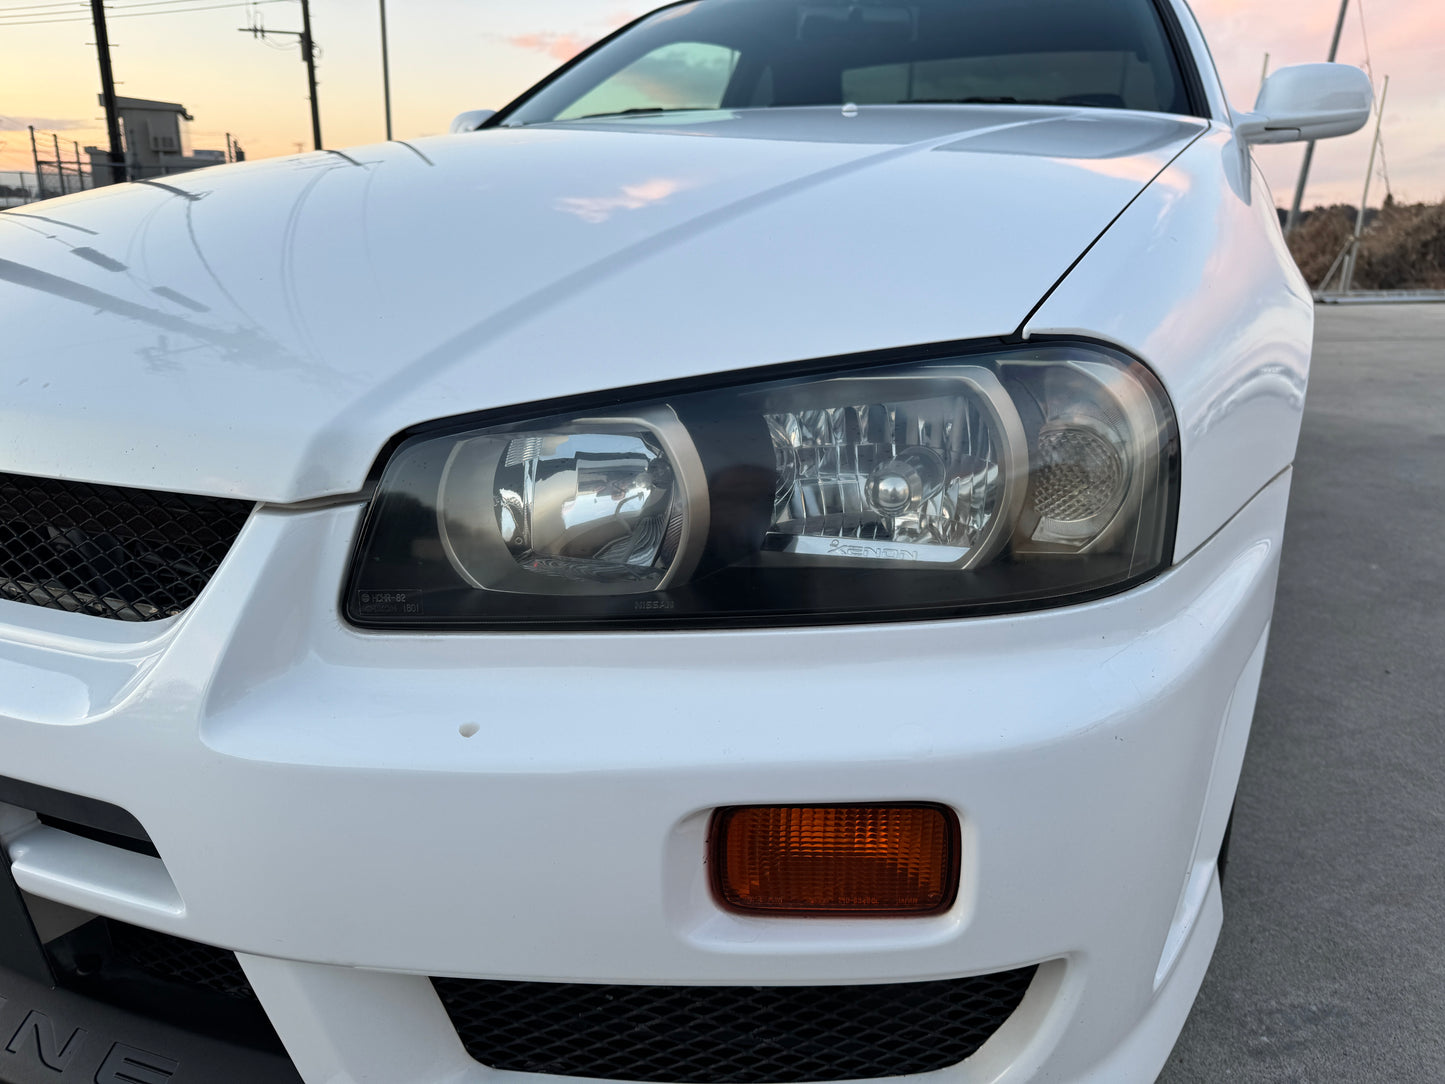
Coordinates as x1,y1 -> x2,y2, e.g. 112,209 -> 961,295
107,921 -> 258,1001
45,919 -> 289,1059
434,969 -> 1037,1083
0,472 -> 252,621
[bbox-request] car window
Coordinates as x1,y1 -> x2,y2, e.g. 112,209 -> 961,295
556,42 -> 742,119
498,0 -> 1195,126
842,51 -> 1171,111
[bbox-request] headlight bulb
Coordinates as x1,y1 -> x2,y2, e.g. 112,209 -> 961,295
865,448 -> 946,517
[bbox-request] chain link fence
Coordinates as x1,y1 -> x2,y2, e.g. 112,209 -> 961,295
1,128 -> 95,207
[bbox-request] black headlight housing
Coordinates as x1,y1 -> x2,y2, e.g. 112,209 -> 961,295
345,340 -> 1179,630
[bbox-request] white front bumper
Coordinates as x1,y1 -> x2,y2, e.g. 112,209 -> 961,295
0,471 -> 1290,1084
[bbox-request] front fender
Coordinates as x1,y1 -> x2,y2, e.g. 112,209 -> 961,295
1024,126 -> 1312,560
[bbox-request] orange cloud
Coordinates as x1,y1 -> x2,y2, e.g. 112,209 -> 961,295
507,32 -> 594,63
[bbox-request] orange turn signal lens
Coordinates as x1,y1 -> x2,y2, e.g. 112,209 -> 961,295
711,804 -> 959,916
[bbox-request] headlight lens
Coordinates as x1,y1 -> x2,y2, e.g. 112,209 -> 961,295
762,367 -> 1025,569
435,406 -> 708,595
347,342 -> 1178,629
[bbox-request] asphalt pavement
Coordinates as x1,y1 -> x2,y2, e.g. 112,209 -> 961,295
1158,303 -> 1445,1082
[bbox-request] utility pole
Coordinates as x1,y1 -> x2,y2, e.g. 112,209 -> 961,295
1285,0 -> 1350,235
28,126 -> 42,199
240,0 -> 323,151
52,134 -> 68,195
90,0 -> 128,185
300,0 -> 322,150
379,0 -> 394,141
1340,74 -> 1389,295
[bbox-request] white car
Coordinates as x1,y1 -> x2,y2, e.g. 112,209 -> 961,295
0,1 -> 1371,1082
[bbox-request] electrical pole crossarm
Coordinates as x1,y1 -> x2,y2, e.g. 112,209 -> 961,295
238,0 -> 322,152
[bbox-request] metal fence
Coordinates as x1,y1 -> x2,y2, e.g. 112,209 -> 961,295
2,128 -> 240,207
0,171 -> 42,208
1,128 -> 95,206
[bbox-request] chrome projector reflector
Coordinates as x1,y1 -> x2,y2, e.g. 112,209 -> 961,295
764,368 -> 1025,568
437,406 -> 709,596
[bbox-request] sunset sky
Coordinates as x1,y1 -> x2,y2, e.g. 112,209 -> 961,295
1,0 -> 1441,207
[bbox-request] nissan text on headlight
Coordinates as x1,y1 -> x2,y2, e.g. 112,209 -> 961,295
0,1 -> 1372,1081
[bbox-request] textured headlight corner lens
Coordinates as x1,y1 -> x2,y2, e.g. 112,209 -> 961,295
347,344 -> 1178,629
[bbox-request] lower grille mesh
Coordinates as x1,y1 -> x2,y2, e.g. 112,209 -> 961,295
106,921 -> 259,1001
434,969 -> 1037,1083
0,472 -> 253,621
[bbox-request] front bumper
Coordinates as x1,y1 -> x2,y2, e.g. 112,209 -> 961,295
0,471 -> 1291,1084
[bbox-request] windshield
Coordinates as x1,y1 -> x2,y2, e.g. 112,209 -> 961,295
497,0 -> 1195,127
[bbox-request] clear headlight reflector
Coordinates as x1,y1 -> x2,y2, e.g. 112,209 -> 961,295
763,369 -> 1025,567
347,343 -> 1178,629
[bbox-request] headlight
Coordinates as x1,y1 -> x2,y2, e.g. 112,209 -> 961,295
346,342 -> 1178,629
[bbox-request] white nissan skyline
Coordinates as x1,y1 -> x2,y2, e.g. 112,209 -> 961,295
0,1 -> 1372,1082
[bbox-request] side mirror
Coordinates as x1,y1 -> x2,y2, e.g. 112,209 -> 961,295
1236,63 -> 1373,145
449,109 -> 497,134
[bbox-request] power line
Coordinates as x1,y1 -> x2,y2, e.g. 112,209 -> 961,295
111,0 -> 278,11
0,0 -> 288,23
1354,0 -> 1393,201
1,1 -> 289,20
0,2 -> 90,13
0,0 -> 283,11
0,8 -> 87,18
1355,0 -> 1377,79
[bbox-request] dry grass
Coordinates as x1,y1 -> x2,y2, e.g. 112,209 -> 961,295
1287,199 -> 1445,291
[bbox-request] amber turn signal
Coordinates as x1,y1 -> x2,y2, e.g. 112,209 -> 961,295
711,804 -> 959,916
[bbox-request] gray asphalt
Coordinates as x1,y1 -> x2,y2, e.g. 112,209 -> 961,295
1158,304 -> 1445,1082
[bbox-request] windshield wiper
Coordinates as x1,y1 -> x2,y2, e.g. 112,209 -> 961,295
573,107 -> 710,120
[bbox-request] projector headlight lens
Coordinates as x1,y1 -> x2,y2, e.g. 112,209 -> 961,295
346,342 -> 1177,629
435,406 -> 708,596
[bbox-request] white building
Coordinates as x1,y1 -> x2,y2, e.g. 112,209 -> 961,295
85,97 -> 233,184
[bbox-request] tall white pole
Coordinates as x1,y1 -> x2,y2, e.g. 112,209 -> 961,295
380,0 -> 394,141
1341,74 -> 1389,295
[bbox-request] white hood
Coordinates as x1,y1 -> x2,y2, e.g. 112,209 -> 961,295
0,106 -> 1204,502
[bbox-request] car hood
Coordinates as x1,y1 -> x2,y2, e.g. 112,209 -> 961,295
0,107 -> 1205,502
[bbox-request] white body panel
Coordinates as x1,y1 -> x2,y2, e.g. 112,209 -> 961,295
0,108 -> 1203,503
1026,128 -> 1312,558
0,2 -> 1336,1079
0,471 -> 1287,1082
